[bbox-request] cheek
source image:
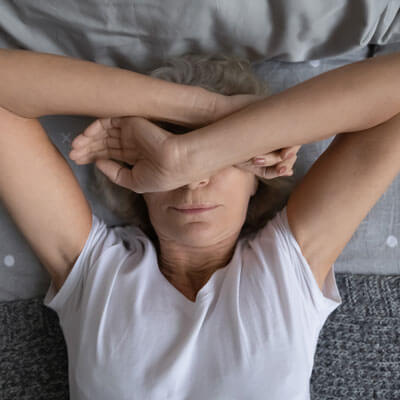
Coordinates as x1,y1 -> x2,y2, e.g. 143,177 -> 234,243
218,168 -> 255,191
143,193 -> 165,207
143,193 -> 174,220
219,191 -> 251,222
219,178 -> 255,205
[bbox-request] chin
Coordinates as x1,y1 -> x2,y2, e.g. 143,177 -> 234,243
171,224 -> 218,244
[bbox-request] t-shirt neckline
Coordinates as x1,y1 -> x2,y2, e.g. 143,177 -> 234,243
151,237 -> 243,306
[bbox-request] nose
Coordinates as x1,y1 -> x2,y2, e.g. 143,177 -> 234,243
185,177 -> 210,190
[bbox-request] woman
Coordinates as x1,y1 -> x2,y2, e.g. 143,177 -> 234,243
1,49 -> 399,399
83,54 -> 299,303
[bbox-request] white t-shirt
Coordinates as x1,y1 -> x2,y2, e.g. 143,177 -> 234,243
44,205 -> 342,400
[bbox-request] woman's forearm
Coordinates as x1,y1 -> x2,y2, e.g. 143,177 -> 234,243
0,49 -> 209,122
182,52 -> 400,176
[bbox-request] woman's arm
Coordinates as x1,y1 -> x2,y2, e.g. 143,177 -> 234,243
0,105 -> 93,292
0,49 -> 220,126
180,51 -> 400,178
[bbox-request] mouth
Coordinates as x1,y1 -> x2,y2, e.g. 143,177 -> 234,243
172,205 -> 219,214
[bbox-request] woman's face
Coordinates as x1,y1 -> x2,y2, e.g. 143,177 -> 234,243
142,166 -> 259,247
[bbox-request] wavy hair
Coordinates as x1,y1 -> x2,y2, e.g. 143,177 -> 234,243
89,53 -> 296,242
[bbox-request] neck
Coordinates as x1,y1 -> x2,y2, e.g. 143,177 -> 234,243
156,233 -> 239,293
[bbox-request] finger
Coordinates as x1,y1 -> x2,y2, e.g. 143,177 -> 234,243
95,159 -> 136,191
280,145 -> 301,160
99,117 -> 114,131
250,151 -> 297,169
83,119 -> 109,137
71,135 -> 121,154
279,147 -> 293,160
274,160 -> 295,175
250,151 -> 283,167
107,127 -> 122,138
69,135 -> 137,164
111,117 -> 122,128
235,163 -> 286,180
275,165 -> 294,176
70,136 -> 121,159
71,127 -> 121,150
275,153 -> 298,172
237,160 -> 294,179
261,166 -> 283,179
71,133 -> 103,149
70,145 -> 137,165
256,165 -> 282,180
259,163 -> 294,179
72,119 -> 120,148
70,147 -> 131,165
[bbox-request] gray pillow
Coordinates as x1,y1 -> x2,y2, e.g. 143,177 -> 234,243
2,44 -> 398,301
0,0 -> 398,70
0,0 -> 399,301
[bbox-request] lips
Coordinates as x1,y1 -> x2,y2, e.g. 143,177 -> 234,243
173,204 -> 218,210
172,205 -> 218,214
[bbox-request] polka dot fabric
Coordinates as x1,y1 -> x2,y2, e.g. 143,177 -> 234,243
1,45 -> 400,301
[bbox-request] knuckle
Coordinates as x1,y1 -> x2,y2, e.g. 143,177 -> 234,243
114,166 -> 124,185
162,137 -> 183,172
287,154 -> 297,163
266,154 -> 279,164
160,139 -> 175,167
262,168 -> 273,179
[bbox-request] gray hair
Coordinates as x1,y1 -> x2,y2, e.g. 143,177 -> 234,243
90,53 -> 295,242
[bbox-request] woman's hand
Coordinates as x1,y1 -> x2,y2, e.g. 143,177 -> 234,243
234,145 -> 301,179
69,113 -> 300,193
70,116 -> 181,193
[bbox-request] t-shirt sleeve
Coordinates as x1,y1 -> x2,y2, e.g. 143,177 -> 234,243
253,205 -> 342,326
43,212 -> 113,320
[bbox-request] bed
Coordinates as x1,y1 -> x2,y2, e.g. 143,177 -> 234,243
0,1 -> 399,398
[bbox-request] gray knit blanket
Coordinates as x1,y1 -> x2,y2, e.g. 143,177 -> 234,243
1,273 -> 399,400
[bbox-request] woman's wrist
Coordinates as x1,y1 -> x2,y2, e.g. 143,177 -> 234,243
147,83 -> 222,128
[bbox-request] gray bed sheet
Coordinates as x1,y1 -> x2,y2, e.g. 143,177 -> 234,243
0,1 -> 399,301
0,0 -> 399,71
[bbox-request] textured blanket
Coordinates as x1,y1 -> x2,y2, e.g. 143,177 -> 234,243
1,273 -> 400,399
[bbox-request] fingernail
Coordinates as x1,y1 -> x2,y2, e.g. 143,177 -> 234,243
253,158 -> 265,165
285,152 -> 294,159
279,167 -> 287,174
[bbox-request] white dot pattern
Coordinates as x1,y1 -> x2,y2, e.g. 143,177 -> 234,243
386,235 -> 398,248
4,254 -> 15,267
309,60 -> 321,67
